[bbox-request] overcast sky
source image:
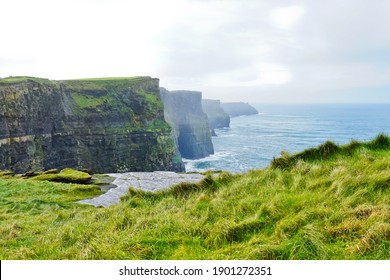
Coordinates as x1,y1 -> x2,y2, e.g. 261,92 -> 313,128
1,0 -> 390,103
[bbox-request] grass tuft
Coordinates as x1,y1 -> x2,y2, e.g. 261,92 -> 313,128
32,168 -> 92,184
368,133 -> 390,149
271,134 -> 389,170
0,134 -> 389,259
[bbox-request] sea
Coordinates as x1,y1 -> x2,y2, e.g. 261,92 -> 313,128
185,103 -> 390,173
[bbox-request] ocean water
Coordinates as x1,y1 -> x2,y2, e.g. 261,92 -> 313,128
185,103 -> 390,173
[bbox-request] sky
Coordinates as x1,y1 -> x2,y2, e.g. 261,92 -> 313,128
1,0 -> 390,103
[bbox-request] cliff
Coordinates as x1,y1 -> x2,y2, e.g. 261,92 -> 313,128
0,76 -> 184,173
221,102 -> 258,117
201,99 -> 230,129
160,88 -> 214,159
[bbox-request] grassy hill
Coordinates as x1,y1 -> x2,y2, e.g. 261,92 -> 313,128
0,135 -> 389,259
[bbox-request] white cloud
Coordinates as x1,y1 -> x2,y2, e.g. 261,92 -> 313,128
207,63 -> 291,87
269,6 -> 305,30
1,0 -> 390,103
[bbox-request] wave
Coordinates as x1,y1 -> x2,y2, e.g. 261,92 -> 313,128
183,151 -> 234,172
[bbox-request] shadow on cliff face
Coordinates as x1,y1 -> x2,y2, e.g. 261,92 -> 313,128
160,88 -> 214,160
178,124 -> 214,159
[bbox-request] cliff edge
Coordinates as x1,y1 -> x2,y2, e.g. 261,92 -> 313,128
221,102 -> 258,117
160,88 -> 214,159
0,76 -> 184,173
201,99 -> 230,129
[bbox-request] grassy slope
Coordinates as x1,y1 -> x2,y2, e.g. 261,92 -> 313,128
0,135 -> 389,259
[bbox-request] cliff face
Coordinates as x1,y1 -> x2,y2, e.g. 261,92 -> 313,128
160,88 -> 214,159
0,76 -> 184,173
201,99 -> 230,129
221,102 -> 258,117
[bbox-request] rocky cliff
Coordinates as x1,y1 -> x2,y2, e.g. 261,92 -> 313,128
201,99 -> 230,129
221,102 -> 258,117
160,88 -> 214,159
0,76 -> 184,173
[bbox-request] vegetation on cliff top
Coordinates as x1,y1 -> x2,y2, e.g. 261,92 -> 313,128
0,76 -> 55,85
62,76 -> 168,132
62,76 -> 153,92
0,135 -> 389,259
0,76 -> 151,85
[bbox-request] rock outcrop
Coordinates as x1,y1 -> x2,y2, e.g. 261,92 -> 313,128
221,102 -> 258,117
79,171 -> 205,207
160,88 -> 214,159
201,99 -> 230,129
0,76 -> 184,173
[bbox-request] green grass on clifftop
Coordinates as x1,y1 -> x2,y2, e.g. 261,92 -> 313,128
0,76 -> 55,85
0,135 -> 389,259
62,76 -> 152,92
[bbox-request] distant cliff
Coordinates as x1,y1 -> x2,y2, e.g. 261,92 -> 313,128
0,76 -> 184,173
201,99 -> 230,129
221,102 -> 258,117
160,88 -> 214,159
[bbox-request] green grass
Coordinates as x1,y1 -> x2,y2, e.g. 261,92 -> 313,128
0,76 -> 55,85
1,76 -> 168,134
61,76 -> 152,92
62,76 -> 168,133
0,136 -> 389,259
32,168 -> 92,184
271,133 -> 390,169
69,92 -> 109,109
68,76 -> 150,82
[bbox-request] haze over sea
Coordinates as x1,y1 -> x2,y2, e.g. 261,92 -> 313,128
185,103 -> 390,173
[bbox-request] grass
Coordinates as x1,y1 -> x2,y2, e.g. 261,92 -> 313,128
0,135 -> 389,259
69,92 -> 109,109
1,76 -> 168,134
32,168 -> 92,184
62,76 -> 169,133
67,76 -> 150,82
271,133 -> 390,169
0,76 -> 55,85
61,76 -> 153,93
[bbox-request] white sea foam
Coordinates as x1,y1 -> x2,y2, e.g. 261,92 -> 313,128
183,151 -> 234,172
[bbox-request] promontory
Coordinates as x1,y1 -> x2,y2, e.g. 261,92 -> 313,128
0,76 -> 184,173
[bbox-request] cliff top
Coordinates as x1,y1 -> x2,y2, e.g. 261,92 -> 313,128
0,76 -> 155,86
165,90 -> 203,100
202,99 -> 222,104
221,101 -> 259,117
0,76 -> 54,85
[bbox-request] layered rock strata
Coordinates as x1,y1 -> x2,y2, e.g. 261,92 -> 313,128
0,76 -> 184,173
